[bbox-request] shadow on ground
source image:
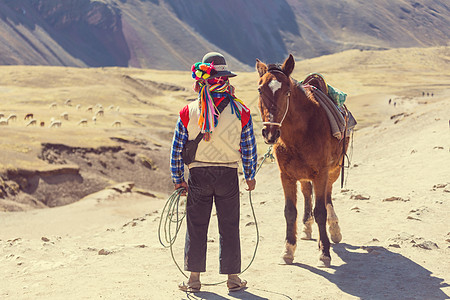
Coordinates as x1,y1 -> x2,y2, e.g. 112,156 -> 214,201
293,243 -> 449,300
181,288 -> 293,300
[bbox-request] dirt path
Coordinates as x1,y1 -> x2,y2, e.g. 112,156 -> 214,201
1,93 -> 449,299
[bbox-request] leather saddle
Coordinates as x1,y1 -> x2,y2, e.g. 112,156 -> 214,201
302,73 -> 328,95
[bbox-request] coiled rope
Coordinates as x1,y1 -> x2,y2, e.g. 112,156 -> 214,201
158,146 -> 274,285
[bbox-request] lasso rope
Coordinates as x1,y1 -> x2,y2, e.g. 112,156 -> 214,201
158,146 -> 274,286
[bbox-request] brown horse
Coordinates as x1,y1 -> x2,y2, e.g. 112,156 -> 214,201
256,54 -> 349,267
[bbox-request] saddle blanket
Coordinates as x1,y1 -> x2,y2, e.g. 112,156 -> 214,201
308,86 -> 357,140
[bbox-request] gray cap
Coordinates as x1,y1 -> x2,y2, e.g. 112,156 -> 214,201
202,52 -> 237,78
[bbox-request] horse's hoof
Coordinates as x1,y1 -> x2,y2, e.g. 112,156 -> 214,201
330,232 -> 342,244
280,255 -> 294,265
329,223 -> 342,243
280,243 -> 296,264
302,217 -> 314,240
317,254 -> 331,268
300,231 -> 312,240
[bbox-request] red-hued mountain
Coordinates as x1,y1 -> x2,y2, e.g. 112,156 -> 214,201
0,0 -> 449,70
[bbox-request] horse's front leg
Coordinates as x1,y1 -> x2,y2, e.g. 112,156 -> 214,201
300,181 -> 314,240
280,172 -> 298,264
313,173 -> 331,267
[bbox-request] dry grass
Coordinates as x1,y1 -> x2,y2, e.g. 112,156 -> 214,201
0,46 -> 449,173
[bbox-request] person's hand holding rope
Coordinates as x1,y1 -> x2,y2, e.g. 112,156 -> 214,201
245,179 -> 256,191
174,181 -> 188,196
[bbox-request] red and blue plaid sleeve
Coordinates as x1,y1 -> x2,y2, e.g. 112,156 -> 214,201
240,115 -> 257,180
170,118 -> 189,184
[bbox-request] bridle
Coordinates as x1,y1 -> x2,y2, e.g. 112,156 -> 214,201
260,68 -> 291,128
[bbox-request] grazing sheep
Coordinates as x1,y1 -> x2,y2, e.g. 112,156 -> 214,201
86,106 -> 93,113
92,116 -> 97,124
7,114 -> 17,122
108,105 -> 114,110
111,120 -> 121,127
77,119 -> 88,126
0,113 -> 4,118
95,109 -> 104,117
40,121 -> 45,127
0,118 -> 8,126
76,104 -> 81,110
61,112 -> 69,120
49,120 -> 62,128
49,102 -> 57,109
26,119 -> 37,126
116,106 -> 120,112
64,98 -> 72,106
24,113 -> 33,120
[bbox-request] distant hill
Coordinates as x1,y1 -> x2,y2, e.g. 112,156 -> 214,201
0,0 -> 449,70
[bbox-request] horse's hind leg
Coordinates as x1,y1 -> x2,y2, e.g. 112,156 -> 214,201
327,170 -> 342,243
300,181 -> 314,240
327,204 -> 342,243
280,173 -> 298,264
313,173 -> 331,267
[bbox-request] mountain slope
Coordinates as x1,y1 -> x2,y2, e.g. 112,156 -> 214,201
0,0 -> 448,69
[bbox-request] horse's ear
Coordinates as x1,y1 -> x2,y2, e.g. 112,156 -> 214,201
256,59 -> 267,77
281,54 -> 295,77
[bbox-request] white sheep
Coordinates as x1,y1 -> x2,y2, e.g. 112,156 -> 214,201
92,116 -> 97,124
111,120 -> 121,127
64,99 -> 72,106
95,109 -> 104,117
108,105 -> 114,110
0,113 -> 5,118
49,102 -> 57,109
7,114 -> 17,122
77,119 -> 88,126
49,120 -> 62,128
24,113 -> 33,120
116,106 -> 120,112
86,106 -> 93,113
26,119 -> 37,126
0,118 -> 8,126
61,112 -> 69,120
76,104 -> 81,110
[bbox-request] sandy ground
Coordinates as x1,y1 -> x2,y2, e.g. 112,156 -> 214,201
1,47 -> 449,299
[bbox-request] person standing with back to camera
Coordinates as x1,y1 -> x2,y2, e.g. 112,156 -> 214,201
170,52 -> 257,293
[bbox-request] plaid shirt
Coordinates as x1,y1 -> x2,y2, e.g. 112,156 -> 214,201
170,115 -> 257,184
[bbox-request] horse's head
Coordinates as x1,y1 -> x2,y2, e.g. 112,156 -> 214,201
255,54 -> 295,144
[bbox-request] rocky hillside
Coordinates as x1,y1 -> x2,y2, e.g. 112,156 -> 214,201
0,0 -> 129,67
0,0 -> 449,70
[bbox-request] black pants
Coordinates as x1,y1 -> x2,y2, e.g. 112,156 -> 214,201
184,166 -> 241,274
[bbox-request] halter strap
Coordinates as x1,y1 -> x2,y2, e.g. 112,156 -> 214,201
261,67 -> 291,127
262,93 -> 290,127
